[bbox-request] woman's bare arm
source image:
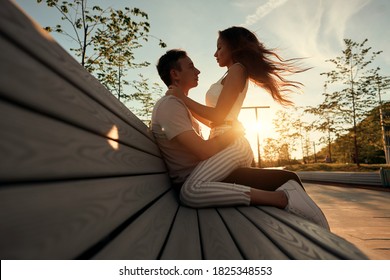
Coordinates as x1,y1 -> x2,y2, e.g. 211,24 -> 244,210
169,64 -> 247,123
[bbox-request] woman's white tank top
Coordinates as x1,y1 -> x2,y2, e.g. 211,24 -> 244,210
205,64 -> 248,122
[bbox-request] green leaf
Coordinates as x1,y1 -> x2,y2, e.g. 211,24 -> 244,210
60,4 -> 68,13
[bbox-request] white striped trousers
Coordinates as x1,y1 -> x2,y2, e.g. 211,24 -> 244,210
180,133 -> 254,208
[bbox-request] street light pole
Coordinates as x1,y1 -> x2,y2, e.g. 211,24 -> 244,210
242,106 -> 270,167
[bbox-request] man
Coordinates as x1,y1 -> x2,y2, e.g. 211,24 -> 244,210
151,49 -> 329,230
152,49 -> 244,184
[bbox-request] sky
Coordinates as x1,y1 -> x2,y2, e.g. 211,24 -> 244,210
14,0 -> 390,160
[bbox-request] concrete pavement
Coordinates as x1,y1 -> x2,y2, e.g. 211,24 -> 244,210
304,182 -> 390,260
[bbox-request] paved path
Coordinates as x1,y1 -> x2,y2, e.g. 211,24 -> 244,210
304,182 -> 390,260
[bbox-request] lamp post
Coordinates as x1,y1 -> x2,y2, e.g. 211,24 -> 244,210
242,106 -> 270,167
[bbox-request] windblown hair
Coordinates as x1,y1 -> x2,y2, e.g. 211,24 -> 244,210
219,26 -> 308,106
156,49 -> 188,87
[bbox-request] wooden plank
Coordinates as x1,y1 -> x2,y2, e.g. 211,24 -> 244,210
0,174 -> 171,259
198,208 -> 243,260
217,208 -> 288,259
160,206 -> 202,260
0,101 -> 166,182
93,190 -> 179,260
238,207 -> 337,259
0,37 -> 160,156
0,0 -> 153,140
260,207 -> 368,259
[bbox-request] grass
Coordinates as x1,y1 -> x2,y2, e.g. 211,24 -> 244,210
283,163 -> 389,172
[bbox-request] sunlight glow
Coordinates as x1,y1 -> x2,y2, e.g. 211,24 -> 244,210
238,108 -> 275,164
107,125 -> 119,150
244,119 -> 264,134
239,109 -> 273,139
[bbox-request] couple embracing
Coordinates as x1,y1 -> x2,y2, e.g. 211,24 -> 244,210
151,26 -> 329,230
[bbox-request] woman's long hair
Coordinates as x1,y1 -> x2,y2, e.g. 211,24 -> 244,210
219,26 -> 308,106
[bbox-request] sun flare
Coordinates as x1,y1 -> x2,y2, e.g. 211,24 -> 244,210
239,115 -> 271,137
107,125 -> 119,150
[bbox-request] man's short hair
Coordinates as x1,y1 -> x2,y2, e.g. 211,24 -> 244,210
156,49 -> 187,87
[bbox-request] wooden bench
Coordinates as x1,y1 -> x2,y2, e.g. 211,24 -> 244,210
0,0 -> 368,260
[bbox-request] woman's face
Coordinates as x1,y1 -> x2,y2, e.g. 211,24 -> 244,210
214,37 -> 233,67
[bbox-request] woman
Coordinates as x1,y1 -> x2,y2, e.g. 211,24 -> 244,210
168,27 -> 329,229
170,26 -> 304,133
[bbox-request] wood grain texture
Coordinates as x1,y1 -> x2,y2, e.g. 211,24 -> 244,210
217,208 -> 289,259
260,206 -> 368,259
0,0 -> 152,140
198,208 -> 243,260
0,174 -> 171,259
93,190 -> 179,260
0,101 -> 166,182
238,207 -> 337,259
0,37 -> 160,156
160,206 -> 202,260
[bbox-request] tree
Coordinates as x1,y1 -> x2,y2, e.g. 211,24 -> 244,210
273,109 -> 301,163
37,0 -> 166,103
297,121 -> 314,163
316,102 -> 390,164
130,74 -> 163,125
368,68 -> 390,162
357,105 -> 385,163
289,107 -> 312,163
262,137 -> 279,166
305,85 -> 342,162
321,39 -> 383,166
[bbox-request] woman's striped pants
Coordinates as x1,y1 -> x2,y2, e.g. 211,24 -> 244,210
180,126 -> 254,208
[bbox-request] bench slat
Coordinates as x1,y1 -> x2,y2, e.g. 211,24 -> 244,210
93,190 -> 179,260
218,208 -> 289,259
0,0 -> 152,140
261,207 -> 367,259
198,209 -> 243,260
0,101 -> 166,182
160,206 -> 202,260
239,207 -> 337,259
0,37 -> 160,157
0,174 -> 171,259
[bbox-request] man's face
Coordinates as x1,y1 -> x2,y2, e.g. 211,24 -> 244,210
173,56 -> 200,92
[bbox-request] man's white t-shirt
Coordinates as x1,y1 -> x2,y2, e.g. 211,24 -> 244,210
151,95 -> 202,183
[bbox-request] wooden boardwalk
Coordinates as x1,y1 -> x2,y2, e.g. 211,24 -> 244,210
304,182 -> 390,260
